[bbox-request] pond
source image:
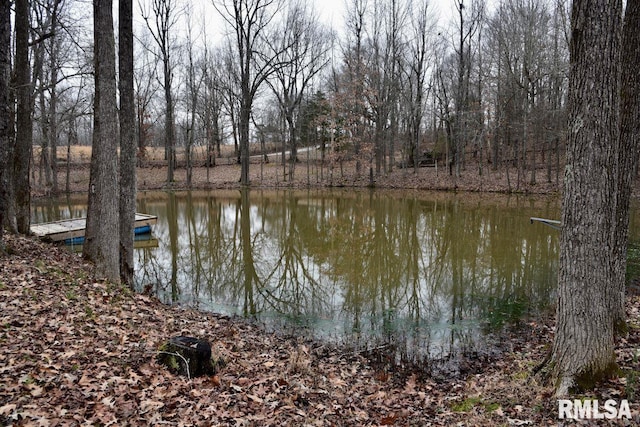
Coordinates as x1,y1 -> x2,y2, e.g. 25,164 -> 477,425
32,189 -> 570,363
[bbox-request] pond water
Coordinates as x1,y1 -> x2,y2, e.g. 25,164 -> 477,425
32,189 -> 572,362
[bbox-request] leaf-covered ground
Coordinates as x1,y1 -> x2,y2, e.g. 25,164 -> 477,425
1,233 -> 640,426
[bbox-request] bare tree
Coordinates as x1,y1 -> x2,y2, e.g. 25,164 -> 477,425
213,0 -> 283,186
489,0 -> 553,188
611,0 -> 640,332
32,0 -> 53,191
200,47 -> 226,175
142,0 -> 180,183
183,6 -> 204,187
14,0 -> 32,234
268,1 -> 330,181
33,0 -> 94,196
31,0 -> 63,195
59,85 -> 89,193
549,0 -> 622,394
367,0 -> 406,177
403,0 -> 435,171
133,31 -> 159,164
434,48 -> 455,174
84,0 -> 120,282
220,43 -> 241,162
0,0 -> 10,251
342,0 -> 367,176
450,0 -> 483,177
119,0 -> 136,287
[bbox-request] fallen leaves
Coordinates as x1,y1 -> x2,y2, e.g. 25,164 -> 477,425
1,233 -> 639,425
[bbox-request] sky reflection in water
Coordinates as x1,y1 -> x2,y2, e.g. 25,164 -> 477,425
129,189 -> 561,360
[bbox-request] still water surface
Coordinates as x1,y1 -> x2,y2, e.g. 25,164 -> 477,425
33,190 -> 565,359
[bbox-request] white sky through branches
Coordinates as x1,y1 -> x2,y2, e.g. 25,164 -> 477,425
130,0 -> 457,48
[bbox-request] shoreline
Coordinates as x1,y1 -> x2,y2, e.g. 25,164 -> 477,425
32,161 -> 562,199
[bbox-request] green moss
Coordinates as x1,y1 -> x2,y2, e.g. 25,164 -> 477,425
157,343 -> 181,372
166,354 -> 180,370
84,306 -> 95,319
74,269 -> 89,280
615,318 -> 629,336
622,368 -> 639,400
65,290 -> 77,300
573,360 -> 620,392
106,282 -> 132,303
626,243 -> 640,281
157,352 -> 180,371
531,403 -> 545,413
451,397 -> 482,412
451,398 -> 501,413
512,370 -> 529,381
484,402 -> 500,412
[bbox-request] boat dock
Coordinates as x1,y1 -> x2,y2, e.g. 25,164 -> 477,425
30,213 -> 158,243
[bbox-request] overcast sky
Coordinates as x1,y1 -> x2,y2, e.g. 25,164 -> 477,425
147,0 -> 458,44
315,0 -> 455,32
126,0 -> 466,69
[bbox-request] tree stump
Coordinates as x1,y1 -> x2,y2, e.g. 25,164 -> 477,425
157,336 -> 223,378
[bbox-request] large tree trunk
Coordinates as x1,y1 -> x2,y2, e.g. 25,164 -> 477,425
549,0 -> 622,395
0,0 -> 10,251
119,0 -> 136,287
84,0 -> 120,283
611,0 -> 640,328
14,0 -> 32,234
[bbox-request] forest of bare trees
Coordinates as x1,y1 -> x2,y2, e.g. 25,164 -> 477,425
0,0 -> 573,193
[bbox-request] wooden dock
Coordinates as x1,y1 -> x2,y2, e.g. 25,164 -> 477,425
31,213 -> 158,242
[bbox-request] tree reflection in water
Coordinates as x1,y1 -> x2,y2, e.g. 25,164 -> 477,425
31,190 -> 567,362
128,190 -> 560,362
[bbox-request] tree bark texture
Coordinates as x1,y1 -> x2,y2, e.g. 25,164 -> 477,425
84,0 -> 120,283
611,0 -> 640,329
119,0 -> 136,287
14,0 -> 32,234
0,0 -> 10,250
550,0 -> 622,394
